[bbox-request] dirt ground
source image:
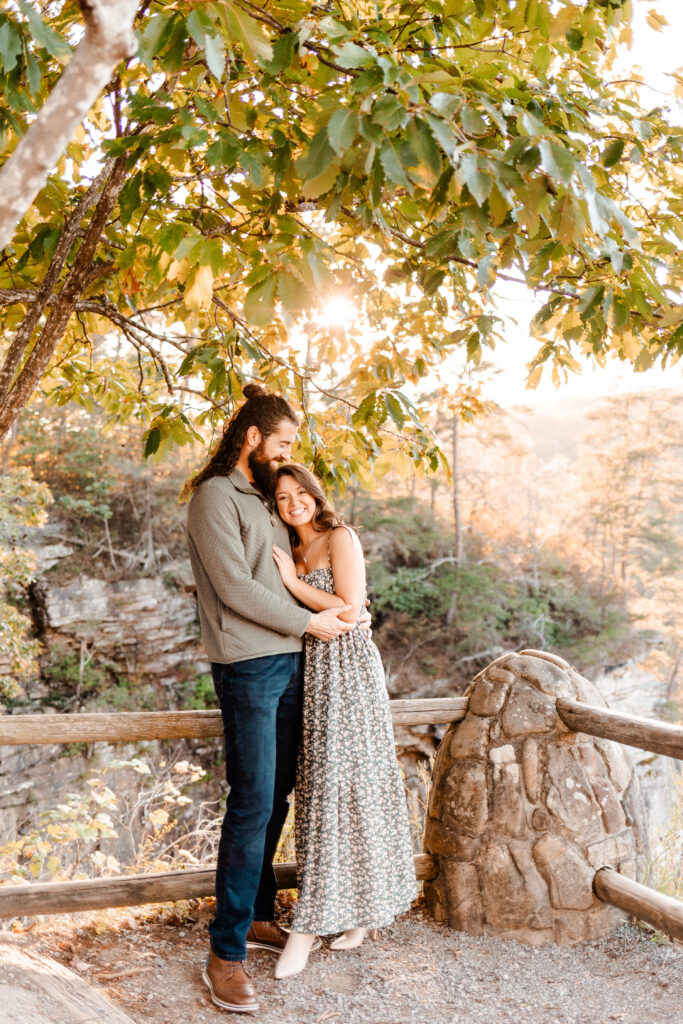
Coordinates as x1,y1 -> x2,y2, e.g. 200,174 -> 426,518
2,896 -> 681,1024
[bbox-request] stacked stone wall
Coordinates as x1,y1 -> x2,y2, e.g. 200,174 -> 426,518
424,650 -> 649,946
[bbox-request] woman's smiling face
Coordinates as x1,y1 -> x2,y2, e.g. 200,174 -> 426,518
275,473 -> 317,527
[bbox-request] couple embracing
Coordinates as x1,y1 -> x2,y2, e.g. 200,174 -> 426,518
186,384 -> 415,1014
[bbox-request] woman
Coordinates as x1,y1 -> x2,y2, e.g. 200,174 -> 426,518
271,463 -> 416,979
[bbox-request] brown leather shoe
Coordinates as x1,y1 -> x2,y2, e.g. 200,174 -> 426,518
202,951 -> 259,1013
246,920 -> 322,954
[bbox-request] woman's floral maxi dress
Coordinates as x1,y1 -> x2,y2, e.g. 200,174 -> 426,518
290,558 -> 417,935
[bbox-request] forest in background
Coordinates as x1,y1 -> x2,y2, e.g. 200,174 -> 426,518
4,387 -> 682,706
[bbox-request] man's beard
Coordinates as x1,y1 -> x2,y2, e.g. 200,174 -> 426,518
248,443 -> 279,495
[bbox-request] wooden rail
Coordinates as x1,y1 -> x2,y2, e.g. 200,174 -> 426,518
0,698 -> 468,746
0,854 -> 438,919
594,867 -> 683,942
556,698 -> 683,760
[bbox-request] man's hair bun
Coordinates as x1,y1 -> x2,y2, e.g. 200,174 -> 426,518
242,382 -> 267,400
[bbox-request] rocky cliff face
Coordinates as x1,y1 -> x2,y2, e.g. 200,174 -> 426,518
41,568 -> 204,685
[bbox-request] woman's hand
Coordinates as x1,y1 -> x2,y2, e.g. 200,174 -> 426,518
272,544 -> 299,590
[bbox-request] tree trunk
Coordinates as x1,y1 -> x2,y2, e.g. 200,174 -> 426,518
0,156 -> 128,441
0,162 -> 114,410
452,413 -> 464,565
0,0 -> 137,249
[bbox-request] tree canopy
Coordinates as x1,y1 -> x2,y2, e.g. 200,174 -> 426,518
1,0 -> 682,484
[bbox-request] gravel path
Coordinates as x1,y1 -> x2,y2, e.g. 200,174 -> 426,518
9,900 -> 682,1024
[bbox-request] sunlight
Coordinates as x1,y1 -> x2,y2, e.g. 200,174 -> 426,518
320,294 -> 357,328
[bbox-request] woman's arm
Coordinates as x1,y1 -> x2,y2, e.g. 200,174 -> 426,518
328,526 -> 366,624
272,545 -> 347,612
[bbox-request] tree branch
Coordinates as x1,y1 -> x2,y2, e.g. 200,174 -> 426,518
0,0 -> 137,249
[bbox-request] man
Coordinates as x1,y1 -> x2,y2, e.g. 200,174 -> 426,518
186,383 -> 354,1014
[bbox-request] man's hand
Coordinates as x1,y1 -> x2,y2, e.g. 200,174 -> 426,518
307,606 -> 354,641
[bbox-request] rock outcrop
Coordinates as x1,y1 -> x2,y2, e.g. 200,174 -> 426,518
424,650 -> 649,946
44,571 -> 202,683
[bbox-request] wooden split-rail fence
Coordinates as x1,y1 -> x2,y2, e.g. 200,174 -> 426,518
0,694 -> 681,941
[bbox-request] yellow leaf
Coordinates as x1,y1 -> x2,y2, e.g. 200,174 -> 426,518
302,162 -> 339,201
392,450 -> 415,480
355,465 -> 377,491
550,4 -> 581,38
167,258 -> 189,284
185,265 -> 214,311
526,364 -> 544,389
646,11 -> 668,32
658,305 -> 683,328
45,855 -> 61,875
619,332 -> 640,361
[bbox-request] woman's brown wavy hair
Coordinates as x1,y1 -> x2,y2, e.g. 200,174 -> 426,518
275,463 -> 347,550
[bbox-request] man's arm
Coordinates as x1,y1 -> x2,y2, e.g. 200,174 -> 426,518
188,484 -> 312,637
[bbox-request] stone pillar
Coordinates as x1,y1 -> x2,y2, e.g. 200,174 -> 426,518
423,650 -> 649,946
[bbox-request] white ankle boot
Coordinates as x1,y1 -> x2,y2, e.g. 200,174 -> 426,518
274,932 -> 316,979
329,927 -> 368,950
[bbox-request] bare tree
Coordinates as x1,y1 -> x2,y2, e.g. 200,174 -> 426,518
0,0 -> 138,249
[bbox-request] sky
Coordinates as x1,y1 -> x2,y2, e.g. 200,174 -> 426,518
482,0 -> 683,409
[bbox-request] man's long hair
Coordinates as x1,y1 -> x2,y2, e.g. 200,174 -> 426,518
186,383 -> 298,495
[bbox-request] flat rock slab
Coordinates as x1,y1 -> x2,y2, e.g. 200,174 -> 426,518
0,942 -> 138,1024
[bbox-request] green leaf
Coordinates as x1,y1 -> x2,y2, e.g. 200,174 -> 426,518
140,11 -> 172,62
297,127 -> 335,181
429,92 -> 460,118
17,0 -> 71,59
384,393 -> 405,429
206,132 -> 240,168
602,138 -> 625,168
371,95 -> 407,131
352,394 -> 377,425
424,112 -> 458,157
278,269 -> 309,313
266,30 -> 297,73
186,10 -> 225,79
333,40 -> 375,68
422,268 -> 445,295
380,140 -> 412,191
458,153 -> 491,206
406,118 -> 443,188
553,192 -> 585,246
244,274 -> 277,326
204,32 -> 226,79
143,427 -> 161,458
477,256 -> 495,289
461,104 -> 488,137
158,223 -> 186,255
539,140 -> 574,183
577,284 -> 605,319
222,3 -> 272,63
565,28 -> 583,51
0,19 -> 22,73
327,109 -> 359,156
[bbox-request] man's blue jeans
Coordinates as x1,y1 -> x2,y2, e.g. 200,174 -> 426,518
209,652 -> 303,961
